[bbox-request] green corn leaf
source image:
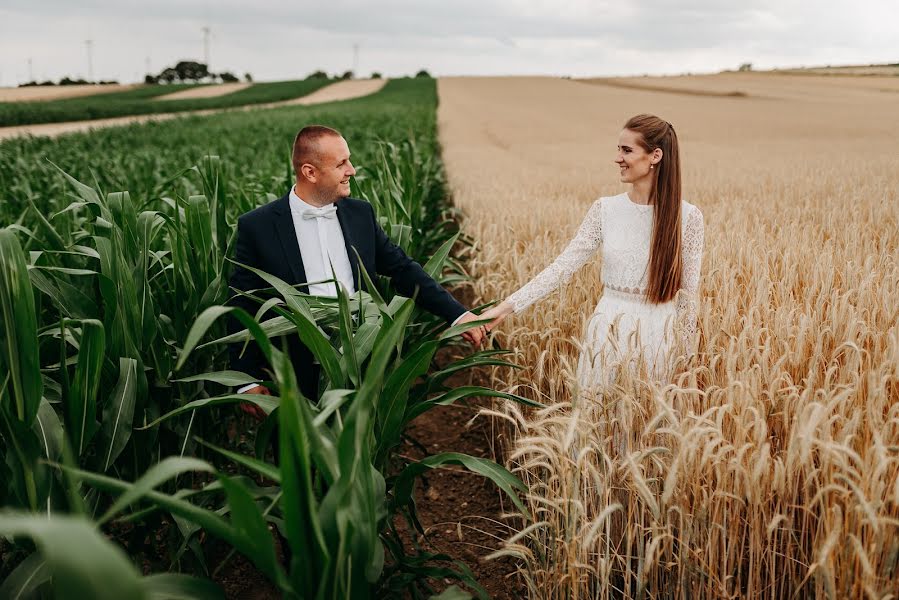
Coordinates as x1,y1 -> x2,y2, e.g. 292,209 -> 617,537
195,438 -> 280,483
277,347 -> 330,595
0,228 -> 43,426
66,319 -> 105,456
99,457 -> 215,524
136,393 -> 279,430
0,551 -> 51,600
392,452 -> 531,520
56,464 -> 293,594
376,340 -> 439,464
0,512 -> 147,600
142,573 -> 224,600
422,232 -> 460,278
33,397 -> 64,462
100,358 -> 139,472
407,386 -> 544,423
171,370 -> 262,388
217,475 -> 281,584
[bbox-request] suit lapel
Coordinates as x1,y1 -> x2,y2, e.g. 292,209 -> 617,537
272,194 -> 306,285
336,200 -> 361,290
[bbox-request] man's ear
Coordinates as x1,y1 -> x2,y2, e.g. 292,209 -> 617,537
300,163 -> 317,183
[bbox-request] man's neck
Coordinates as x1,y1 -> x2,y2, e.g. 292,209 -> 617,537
292,184 -> 335,208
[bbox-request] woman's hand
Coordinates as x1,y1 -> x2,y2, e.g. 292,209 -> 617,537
481,301 -> 515,332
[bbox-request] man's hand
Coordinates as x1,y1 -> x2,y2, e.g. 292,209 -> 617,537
455,311 -> 486,346
239,385 -> 271,421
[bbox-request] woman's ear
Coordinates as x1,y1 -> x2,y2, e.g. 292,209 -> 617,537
653,147 -> 664,165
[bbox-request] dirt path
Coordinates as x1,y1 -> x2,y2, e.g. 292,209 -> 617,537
0,79 -> 388,141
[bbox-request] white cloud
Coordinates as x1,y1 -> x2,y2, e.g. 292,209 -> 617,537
0,0 -> 895,85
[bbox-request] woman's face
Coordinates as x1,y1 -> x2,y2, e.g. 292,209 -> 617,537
615,129 -> 659,184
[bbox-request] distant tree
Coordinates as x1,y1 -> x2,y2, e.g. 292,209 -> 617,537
173,61 -> 210,82
159,67 -> 178,84
415,69 -> 432,78
244,72 -> 253,83
371,72 -> 382,79
145,74 -> 159,84
340,70 -> 354,80
306,70 -> 329,80
39,80 -> 55,86
738,63 -> 753,72
219,71 -> 239,83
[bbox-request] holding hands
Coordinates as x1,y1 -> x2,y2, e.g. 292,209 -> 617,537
455,301 -> 515,347
480,301 -> 515,333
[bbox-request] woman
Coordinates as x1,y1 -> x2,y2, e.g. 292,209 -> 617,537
481,114 -> 704,387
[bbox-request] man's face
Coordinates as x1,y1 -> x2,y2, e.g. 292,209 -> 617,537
312,135 -> 356,203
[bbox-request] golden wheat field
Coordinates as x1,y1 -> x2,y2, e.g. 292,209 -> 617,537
437,75 -> 899,599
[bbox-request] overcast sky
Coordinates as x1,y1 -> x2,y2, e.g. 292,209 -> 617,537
1,0 -> 896,85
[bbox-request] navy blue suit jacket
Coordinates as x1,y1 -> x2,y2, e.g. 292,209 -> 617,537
227,193 -> 467,397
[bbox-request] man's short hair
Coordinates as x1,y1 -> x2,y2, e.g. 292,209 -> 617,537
292,125 -> 342,177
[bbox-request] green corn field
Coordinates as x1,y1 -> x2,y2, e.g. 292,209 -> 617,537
0,78 -> 529,599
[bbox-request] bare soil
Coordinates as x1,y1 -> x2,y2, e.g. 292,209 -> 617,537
155,83 -> 252,101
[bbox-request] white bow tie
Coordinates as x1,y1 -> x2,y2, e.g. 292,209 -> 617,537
301,205 -> 338,220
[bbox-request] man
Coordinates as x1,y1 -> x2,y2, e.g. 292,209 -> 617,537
229,125 -> 483,413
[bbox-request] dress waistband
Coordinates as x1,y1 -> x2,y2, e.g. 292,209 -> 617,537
603,283 -> 647,299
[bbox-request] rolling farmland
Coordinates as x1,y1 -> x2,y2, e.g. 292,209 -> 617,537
437,74 -> 899,598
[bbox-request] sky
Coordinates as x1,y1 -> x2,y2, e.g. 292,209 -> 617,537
0,0 -> 896,86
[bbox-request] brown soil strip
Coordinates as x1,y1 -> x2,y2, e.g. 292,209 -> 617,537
0,79 -> 388,141
278,79 -> 387,106
582,77 -> 749,97
0,84 -> 137,103
400,386 -> 527,598
154,82 -> 252,100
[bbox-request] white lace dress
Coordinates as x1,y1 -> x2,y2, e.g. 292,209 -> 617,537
506,193 -> 704,389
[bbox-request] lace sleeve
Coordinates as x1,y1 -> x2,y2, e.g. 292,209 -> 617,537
506,200 -> 603,313
676,205 -> 704,348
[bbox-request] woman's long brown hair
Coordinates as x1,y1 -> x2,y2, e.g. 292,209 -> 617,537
624,114 -> 682,304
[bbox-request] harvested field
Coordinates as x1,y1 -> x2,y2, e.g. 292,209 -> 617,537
0,83 -> 137,102
776,64 -> 899,76
581,72 -> 899,101
438,75 -> 899,598
282,78 -> 387,105
154,82 -> 252,100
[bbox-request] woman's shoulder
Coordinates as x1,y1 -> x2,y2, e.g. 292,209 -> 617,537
681,201 -> 704,226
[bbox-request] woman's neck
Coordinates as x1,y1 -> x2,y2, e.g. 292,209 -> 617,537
627,178 -> 653,205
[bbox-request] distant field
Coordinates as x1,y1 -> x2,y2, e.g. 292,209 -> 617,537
0,79 -> 333,127
0,83 -> 139,102
774,63 -> 899,76
155,82 -> 252,100
0,79 -> 390,140
581,72 -> 899,101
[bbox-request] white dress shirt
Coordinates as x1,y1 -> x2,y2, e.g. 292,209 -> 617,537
289,187 -> 356,296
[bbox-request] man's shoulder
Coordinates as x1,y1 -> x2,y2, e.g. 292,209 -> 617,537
338,196 -> 373,214
238,194 -> 289,226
